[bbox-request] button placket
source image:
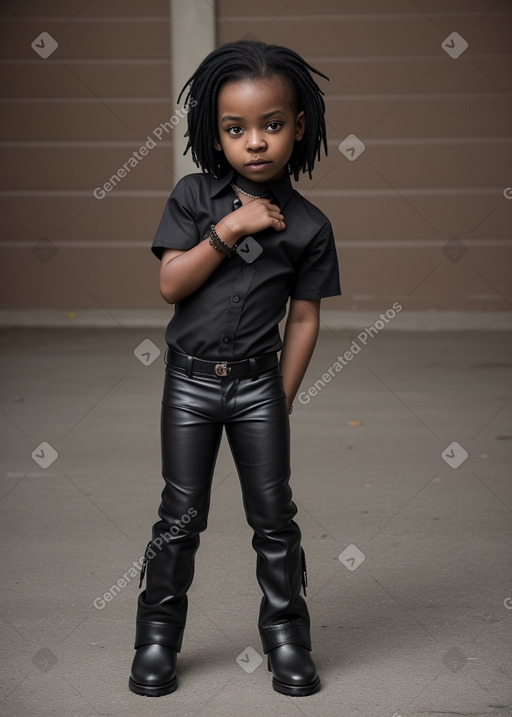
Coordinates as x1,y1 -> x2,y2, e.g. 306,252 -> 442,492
219,265 -> 254,358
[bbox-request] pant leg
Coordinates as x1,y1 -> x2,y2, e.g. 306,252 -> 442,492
224,367 -> 311,654
135,367 -> 223,652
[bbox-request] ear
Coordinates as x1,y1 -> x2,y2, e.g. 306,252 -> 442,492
214,138 -> 222,151
295,111 -> 305,142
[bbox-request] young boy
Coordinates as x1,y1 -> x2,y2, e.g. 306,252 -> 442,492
129,40 -> 341,698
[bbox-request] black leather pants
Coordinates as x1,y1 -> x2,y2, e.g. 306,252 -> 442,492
134,358 -> 311,655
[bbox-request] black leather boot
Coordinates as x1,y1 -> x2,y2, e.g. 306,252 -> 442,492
267,643 -> 321,697
129,527 -> 200,696
256,546 -> 320,696
129,644 -> 177,697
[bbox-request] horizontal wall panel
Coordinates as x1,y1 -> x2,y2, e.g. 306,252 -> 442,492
0,247 -> 163,309
217,0 -> 417,14
1,54 -> 496,103
217,1 -> 501,17
0,195 -> 171,242
2,140 -> 509,191
0,61 -> 171,98
1,244 -> 510,311
306,57 -> 512,95
217,15 -> 512,57
298,141 -> 511,190
335,245 -> 512,311
1,146 -> 174,191
325,95 -> 512,138
0,100 -> 178,140
0,20 -> 170,60
308,195 -> 511,241
0,193 -> 509,244
1,94 -> 509,141
0,1 -> 169,18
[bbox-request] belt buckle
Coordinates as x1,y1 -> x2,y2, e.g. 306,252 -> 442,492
214,362 -> 230,376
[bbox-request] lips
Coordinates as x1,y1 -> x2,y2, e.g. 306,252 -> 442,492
246,159 -> 270,166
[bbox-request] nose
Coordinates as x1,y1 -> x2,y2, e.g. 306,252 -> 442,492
246,129 -> 266,151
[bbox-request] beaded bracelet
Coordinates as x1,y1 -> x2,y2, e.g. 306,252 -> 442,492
205,224 -> 235,258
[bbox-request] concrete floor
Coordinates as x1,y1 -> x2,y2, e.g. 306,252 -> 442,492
0,325 -> 511,717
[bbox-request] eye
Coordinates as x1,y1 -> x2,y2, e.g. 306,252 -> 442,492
266,121 -> 283,132
227,126 -> 244,136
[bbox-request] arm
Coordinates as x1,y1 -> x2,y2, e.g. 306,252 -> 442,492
279,299 -> 321,413
158,198 -> 285,304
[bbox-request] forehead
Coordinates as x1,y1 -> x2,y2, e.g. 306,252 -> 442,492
217,75 -> 295,116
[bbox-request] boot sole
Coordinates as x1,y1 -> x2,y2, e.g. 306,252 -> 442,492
128,675 -> 177,697
271,675 -> 321,697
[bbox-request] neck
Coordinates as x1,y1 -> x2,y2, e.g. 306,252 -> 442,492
233,173 -> 269,198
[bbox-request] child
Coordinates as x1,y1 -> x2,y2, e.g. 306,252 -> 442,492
129,40 -> 341,698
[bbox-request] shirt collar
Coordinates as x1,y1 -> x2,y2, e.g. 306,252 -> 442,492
209,169 -> 294,209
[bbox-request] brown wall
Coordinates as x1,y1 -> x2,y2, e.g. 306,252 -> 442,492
0,0 -> 173,311
1,1 -> 511,313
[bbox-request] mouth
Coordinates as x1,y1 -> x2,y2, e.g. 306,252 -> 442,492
245,159 -> 271,167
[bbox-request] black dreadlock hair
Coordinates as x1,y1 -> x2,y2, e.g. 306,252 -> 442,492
177,40 -> 329,181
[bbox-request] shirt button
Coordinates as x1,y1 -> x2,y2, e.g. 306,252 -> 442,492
232,295 -> 239,302
223,337 -> 231,343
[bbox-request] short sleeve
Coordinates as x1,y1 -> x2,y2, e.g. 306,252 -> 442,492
151,176 -> 201,260
290,220 -> 341,300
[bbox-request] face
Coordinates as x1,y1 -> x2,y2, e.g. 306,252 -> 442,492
214,74 -> 305,183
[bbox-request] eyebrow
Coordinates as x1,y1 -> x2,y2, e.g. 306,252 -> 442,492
220,110 -> 286,123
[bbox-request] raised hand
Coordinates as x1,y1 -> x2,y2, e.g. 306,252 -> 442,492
216,198 -> 285,243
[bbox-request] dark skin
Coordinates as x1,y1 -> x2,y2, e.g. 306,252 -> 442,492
158,75 -> 321,411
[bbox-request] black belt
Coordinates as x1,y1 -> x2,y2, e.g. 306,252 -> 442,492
166,350 -> 278,378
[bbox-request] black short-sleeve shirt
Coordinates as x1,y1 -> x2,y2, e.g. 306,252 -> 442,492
152,170 -> 341,361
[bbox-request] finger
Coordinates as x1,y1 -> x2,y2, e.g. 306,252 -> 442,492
262,199 -> 280,211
